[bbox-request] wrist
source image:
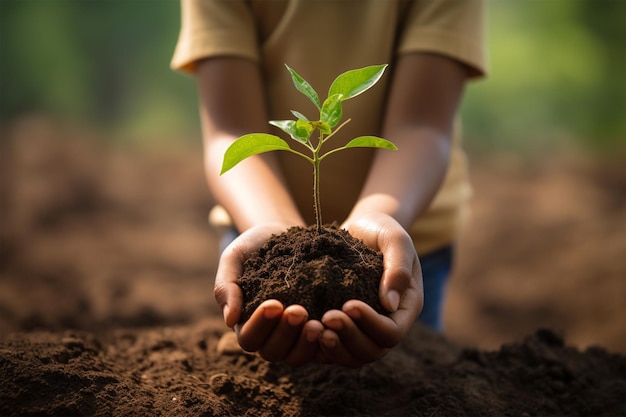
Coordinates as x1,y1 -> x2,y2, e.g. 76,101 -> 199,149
210,204 -> 305,234
346,196 -> 413,230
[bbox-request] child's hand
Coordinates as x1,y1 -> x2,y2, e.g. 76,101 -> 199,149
316,213 -> 423,367
213,223 -> 324,367
214,214 -> 422,368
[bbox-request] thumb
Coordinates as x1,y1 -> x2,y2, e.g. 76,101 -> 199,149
377,227 -> 422,315
380,257 -> 416,313
214,246 -> 245,328
214,276 -> 243,328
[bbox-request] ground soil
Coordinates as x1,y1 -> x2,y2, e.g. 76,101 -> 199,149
239,224 -> 384,324
1,117 -> 625,416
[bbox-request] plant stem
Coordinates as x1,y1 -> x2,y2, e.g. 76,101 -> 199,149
313,132 -> 324,233
313,157 -> 322,232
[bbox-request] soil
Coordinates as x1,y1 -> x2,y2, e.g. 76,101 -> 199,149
239,224 -> 385,323
2,323 -> 624,417
1,116 -> 625,416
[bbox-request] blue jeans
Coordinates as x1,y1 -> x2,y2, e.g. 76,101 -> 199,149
416,245 -> 453,331
218,228 -> 452,331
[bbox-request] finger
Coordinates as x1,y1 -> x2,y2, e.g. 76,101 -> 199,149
377,226 -> 421,314
213,280 -> 242,328
388,279 -> 423,333
319,328 -> 363,368
342,214 -> 421,314
214,249 -> 245,328
284,320 -> 325,367
322,309 -> 388,364
214,225 -> 289,329
213,234 -> 256,328
237,299 -> 283,352
258,305 -> 308,362
343,300 -> 403,348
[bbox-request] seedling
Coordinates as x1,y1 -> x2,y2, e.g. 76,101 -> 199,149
221,64 -> 397,232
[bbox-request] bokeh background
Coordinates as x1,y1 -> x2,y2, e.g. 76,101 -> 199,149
1,0 -> 624,353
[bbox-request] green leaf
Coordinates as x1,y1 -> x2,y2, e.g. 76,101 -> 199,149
291,110 -> 309,121
270,120 -> 297,139
320,94 -> 343,128
221,133 -> 291,175
344,136 -> 398,151
317,121 -> 331,135
295,119 -> 314,137
269,120 -> 311,143
328,64 -> 388,102
285,64 -> 321,109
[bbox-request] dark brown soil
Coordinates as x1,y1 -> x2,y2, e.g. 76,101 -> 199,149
2,323 -> 624,417
239,225 -> 385,323
1,117 -> 625,416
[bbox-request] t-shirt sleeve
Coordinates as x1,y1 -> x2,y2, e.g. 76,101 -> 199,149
170,0 -> 259,74
397,0 -> 487,78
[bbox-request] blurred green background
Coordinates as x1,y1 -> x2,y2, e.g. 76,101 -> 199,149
1,0 -> 624,152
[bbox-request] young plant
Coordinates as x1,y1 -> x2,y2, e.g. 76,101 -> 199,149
220,64 -> 397,233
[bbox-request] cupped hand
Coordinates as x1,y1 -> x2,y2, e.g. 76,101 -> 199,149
317,213 -> 423,367
213,223 -> 324,367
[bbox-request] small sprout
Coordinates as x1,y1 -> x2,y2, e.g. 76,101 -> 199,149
221,64 -> 397,232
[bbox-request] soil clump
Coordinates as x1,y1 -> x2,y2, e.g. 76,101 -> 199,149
239,224 -> 385,323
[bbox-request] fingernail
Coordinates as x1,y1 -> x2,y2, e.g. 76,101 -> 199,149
324,318 -> 343,331
388,290 -> 400,312
223,305 -> 230,323
287,313 -> 306,326
263,305 -> 282,319
346,307 -> 361,320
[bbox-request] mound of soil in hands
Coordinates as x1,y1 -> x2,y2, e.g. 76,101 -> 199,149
239,225 -> 385,323
1,323 -> 624,417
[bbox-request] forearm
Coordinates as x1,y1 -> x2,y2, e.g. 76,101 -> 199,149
203,135 -> 305,231
347,127 -> 450,229
197,57 -> 305,232
346,53 -> 468,230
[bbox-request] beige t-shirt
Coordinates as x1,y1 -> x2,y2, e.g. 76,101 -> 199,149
171,0 -> 487,255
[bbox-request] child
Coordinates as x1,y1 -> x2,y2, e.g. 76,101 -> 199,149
171,0 -> 486,367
